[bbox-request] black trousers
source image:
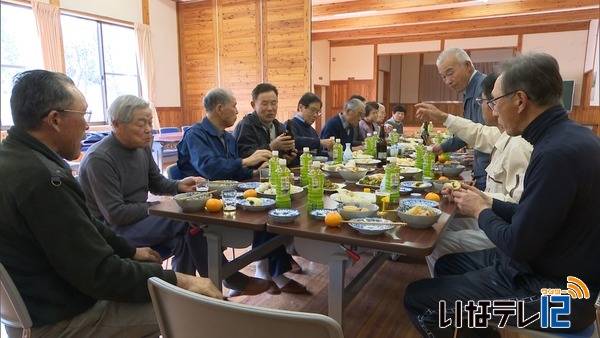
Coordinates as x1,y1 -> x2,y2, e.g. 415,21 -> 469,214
403,248 -> 597,337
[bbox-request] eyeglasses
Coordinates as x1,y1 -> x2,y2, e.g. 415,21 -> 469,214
475,97 -> 487,106
487,91 -> 517,110
57,109 -> 92,122
306,106 -> 322,116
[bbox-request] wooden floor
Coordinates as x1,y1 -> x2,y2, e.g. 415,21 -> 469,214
221,248 -> 525,338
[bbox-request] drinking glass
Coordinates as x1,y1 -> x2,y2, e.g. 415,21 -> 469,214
221,189 -> 237,212
195,178 -> 209,192
259,168 -> 270,183
375,190 -> 391,211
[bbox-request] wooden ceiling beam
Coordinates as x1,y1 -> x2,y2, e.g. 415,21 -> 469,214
312,9 -> 598,41
312,0 -> 468,17
327,22 -> 590,47
312,0 -> 599,32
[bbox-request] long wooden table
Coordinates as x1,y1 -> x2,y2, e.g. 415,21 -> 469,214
148,170 -> 456,325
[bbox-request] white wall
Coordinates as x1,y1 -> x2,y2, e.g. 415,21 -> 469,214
330,45 -> 374,80
149,0 -> 180,107
522,31 -> 588,106
59,0 -> 179,107
312,40 -> 330,85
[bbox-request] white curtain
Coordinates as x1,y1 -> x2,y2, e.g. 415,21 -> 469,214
134,22 -> 161,130
31,1 -> 65,73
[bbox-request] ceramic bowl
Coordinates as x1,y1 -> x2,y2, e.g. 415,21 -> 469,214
236,198 -> 275,211
268,208 -> 301,223
208,180 -> 239,195
347,217 -> 395,235
398,166 -> 422,179
396,203 -> 442,229
337,167 -> 368,183
336,202 -> 379,220
442,164 -> 465,177
173,192 -> 212,212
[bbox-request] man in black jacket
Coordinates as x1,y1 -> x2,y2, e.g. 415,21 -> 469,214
0,70 -> 221,337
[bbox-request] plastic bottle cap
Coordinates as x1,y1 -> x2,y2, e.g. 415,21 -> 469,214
272,150 -> 278,156
336,138 -> 341,143
393,129 -> 397,132
279,159 -> 286,165
312,161 -> 321,167
410,193 -> 422,198
303,147 -> 309,152
426,146 -> 433,151
367,133 -> 372,137
389,157 -> 397,163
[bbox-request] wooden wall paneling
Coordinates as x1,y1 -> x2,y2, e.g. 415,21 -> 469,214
349,78 -> 377,102
330,80 -> 349,115
263,0 -> 311,123
571,105 -> 600,135
218,0 -> 262,119
178,1 -> 218,126
156,107 -> 182,128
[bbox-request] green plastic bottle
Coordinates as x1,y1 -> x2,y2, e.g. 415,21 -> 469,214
333,138 -> 343,164
268,150 -> 279,185
300,147 -> 312,186
307,161 -> 324,210
415,139 -> 424,170
428,121 -> 434,136
423,146 -> 434,178
368,131 -> 378,158
389,128 -> 399,146
275,159 -> 291,208
384,157 -> 401,204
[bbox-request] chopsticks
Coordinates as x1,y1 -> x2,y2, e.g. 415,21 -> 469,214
178,190 -> 217,200
341,220 -> 406,227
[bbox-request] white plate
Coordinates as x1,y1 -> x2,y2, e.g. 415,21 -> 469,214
268,208 -> 301,223
237,182 -> 261,190
330,191 -> 376,204
400,198 -> 439,208
348,217 -> 395,235
258,186 -> 304,199
309,208 -> 336,220
401,181 -> 432,192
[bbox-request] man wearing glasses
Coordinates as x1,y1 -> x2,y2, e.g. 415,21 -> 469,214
405,53 -> 599,336
284,92 -> 333,166
320,98 -> 366,151
434,47 -> 491,190
0,70 -> 221,337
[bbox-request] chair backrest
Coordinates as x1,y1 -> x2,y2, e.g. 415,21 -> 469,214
160,127 -> 180,134
0,263 -> 33,337
147,277 -> 343,338
166,164 -> 183,180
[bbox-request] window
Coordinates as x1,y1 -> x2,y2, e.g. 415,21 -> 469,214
62,15 -> 140,123
1,3 -> 43,127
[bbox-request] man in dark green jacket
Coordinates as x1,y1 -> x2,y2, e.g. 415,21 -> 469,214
0,70 -> 221,337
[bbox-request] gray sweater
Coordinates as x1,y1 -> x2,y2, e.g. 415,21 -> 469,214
79,133 -> 179,225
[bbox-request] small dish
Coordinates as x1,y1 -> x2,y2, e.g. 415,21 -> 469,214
309,208 -> 336,220
237,182 -> 261,190
236,198 -> 276,211
268,208 -> 301,223
347,217 -> 395,235
324,182 -> 345,192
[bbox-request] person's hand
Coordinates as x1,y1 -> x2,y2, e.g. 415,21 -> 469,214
269,134 -> 295,151
432,144 -> 443,156
440,185 -> 455,202
175,272 -> 222,299
462,154 -> 475,166
384,124 -> 393,133
452,184 -> 493,218
178,177 -> 201,192
283,149 -> 298,164
320,138 -> 335,151
242,149 -> 271,168
414,103 -> 449,123
133,247 -> 162,264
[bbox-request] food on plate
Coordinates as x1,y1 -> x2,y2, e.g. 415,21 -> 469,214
405,205 -> 438,216
358,173 -> 384,186
323,179 -> 338,190
425,192 -> 441,202
205,198 -> 223,212
342,205 -> 369,212
437,176 -> 449,181
412,182 -> 429,187
243,189 -> 258,199
245,197 -> 263,206
351,150 -> 373,159
256,182 -> 302,195
324,211 -> 342,227
445,180 -> 462,190
324,163 -> 345,171
396,158 -> 415,166
335,189 -> 373,203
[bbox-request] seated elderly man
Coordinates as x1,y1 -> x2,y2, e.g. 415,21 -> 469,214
79,95 -> 270,297
0,70 -> 220,338
319,98 -> 366,151
178,87 -> 308,295
283,92 -> 334,167
233,83 -> 296,168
